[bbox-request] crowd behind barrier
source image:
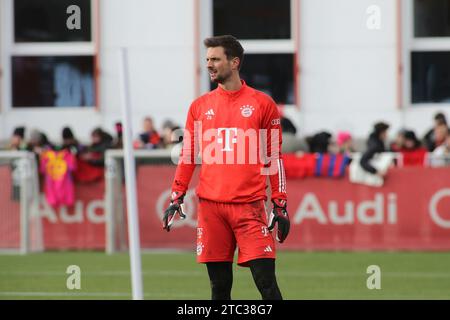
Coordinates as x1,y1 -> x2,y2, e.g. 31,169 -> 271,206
0,112 -> 449,206
1,112 -> 449,251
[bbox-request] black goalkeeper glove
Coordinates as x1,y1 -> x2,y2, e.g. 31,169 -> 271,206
162,191 -> 186,232
268,199 -> 290,243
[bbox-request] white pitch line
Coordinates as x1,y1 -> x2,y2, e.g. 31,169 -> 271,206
0,292 -> 197,298
0,292 -> 130,297
0,270 -> 203,277
276,271 -> 450,278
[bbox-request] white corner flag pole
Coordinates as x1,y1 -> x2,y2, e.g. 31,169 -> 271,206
119,47 -> 144,300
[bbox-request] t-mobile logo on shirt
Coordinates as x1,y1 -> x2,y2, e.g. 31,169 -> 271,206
217,128 -> 238,152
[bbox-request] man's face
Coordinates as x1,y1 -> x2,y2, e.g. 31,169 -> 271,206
206,46 -> 237,83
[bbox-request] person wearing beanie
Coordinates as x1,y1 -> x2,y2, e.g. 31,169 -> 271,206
306,131 -> 332,153
61,126 -> 83,153
403,130 -> 422,151
62,127 -> 75,140
396,129 -> 428,166
336,131 -> 354,154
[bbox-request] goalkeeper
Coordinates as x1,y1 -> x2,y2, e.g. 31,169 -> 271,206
163,35 -> 289,300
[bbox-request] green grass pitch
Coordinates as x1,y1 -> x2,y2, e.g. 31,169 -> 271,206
1,251 -> 450,300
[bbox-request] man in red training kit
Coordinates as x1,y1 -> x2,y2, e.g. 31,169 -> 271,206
163,35 -> 290,300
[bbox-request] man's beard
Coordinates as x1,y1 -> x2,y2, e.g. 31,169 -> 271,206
211,70 -> 232,84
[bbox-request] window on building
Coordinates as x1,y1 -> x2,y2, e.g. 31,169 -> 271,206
14,0 -> 91,42
210,54 -> 295,104
12,56 -> 94,107
3,0 -> 97,109
409,0 -> 450,105
213,0 -> 291,40
208,0 -> 297,106
414,0 -> 450,38
411,51 -> 450,103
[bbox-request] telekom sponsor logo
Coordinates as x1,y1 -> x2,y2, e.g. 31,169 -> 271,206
217,127 -> 238,152
171,123 -> 281,175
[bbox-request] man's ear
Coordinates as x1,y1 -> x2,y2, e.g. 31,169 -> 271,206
231,57 -> 240,70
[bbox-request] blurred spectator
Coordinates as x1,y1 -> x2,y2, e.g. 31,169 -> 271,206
113,122 -> 123,149
134,117 -> 161,149
8,127 -> 27,201
433,123 -> 449,151
162,123 -> 183,150
431,128 -> 450,167
397,130 -> 428,166
79,127 -> 113,167
281,117 -> 297,135
61,126 -> 84,154
390,129 -> 407,152
423,112 -> 448,151
171,126 -> 183,144
306,131 -> 332,153
280,116 -> 304,153
336,131 -> 354,154
402,130 -> 423,151
27,129 -> 53,156
9,126 -> 27,150
360,122 -> 389,177
162,119 -> 176,132
40,147 -> 76,208
161,120 -> 177,148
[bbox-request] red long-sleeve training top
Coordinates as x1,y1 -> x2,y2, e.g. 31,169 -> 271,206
171,80 -> 287,203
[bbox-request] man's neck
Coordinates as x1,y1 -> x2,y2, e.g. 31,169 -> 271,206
218,74 -> 242,91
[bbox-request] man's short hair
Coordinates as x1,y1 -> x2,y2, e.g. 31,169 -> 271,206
203,35 -> 244,70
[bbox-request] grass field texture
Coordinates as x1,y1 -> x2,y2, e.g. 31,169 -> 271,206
1,251 -> 449,300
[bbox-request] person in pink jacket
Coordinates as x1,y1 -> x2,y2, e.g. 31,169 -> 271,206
40,148 -> 76,208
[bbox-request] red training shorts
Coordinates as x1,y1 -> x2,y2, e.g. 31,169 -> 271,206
196,198 -> 276,267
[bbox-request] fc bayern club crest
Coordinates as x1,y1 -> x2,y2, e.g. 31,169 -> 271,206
240,105 -> 255,117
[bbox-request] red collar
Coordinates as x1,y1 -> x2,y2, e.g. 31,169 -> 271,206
216,80 -> 247,97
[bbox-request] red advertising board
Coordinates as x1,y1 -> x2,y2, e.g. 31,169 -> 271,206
284,167 -> 450,250
0,166 -> 21,249
40,180 -> 105,249
3,165 -> 448,251
136,165 -> 450,251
